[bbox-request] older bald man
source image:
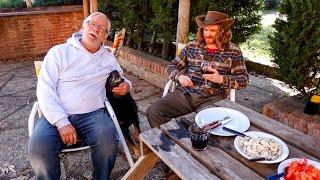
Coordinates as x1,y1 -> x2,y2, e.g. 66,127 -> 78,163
28,12 -> 130,180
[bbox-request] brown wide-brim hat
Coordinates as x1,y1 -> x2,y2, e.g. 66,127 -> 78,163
196,11 -> 234,28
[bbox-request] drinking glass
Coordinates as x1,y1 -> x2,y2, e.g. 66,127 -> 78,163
189,123 -> 210,151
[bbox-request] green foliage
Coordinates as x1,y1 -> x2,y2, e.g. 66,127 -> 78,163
264,0 -> 281,10
100,0 -> 152,47
150,0 -> 178,59
100,0 -> 264,60
269,0 -> 320,94
150,0 -> 178,43
0,0 -> 26,8
191,0 -> 264,44
240,25 -> 274,61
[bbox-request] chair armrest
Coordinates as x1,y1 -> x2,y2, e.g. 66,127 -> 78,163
229,89 -> 235,102
28,102 -> 39,137
162,79 -> 176,97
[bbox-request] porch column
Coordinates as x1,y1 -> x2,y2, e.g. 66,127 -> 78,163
176,0 -> 190,54
83,0 -> 90,18
89,0 -> 99,13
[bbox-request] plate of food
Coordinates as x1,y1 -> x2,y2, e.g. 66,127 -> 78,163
195,107 -> 250,136
234,131 -> 289,164
277,158 -> 320,180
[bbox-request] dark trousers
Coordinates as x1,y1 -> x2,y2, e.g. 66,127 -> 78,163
146,89 -> 223,128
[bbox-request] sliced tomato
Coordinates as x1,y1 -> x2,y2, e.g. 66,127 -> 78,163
285,158 -> 320,180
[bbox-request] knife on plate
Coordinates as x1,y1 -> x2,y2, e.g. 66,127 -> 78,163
203,117 -> 233,131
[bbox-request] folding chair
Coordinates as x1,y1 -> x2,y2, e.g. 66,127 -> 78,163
29,48 -> 135,168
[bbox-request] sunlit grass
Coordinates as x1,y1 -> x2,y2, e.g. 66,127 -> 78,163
240,10 -> 277,66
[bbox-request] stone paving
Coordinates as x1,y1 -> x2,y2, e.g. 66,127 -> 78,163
0,60 -> 297,179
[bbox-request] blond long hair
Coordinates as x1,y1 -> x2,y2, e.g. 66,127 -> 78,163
197,25 -> 232,50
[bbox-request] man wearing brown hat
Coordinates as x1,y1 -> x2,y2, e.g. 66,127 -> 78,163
147,11 -> 249,128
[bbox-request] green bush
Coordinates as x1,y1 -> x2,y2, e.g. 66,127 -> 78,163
269,0 -> 320,94
264,0 -> 281,10
0,0 -> 26,8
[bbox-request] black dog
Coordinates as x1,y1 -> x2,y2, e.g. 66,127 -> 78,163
105,70 -> 141,156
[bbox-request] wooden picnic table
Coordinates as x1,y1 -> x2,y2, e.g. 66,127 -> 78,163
122,99 -> 320,180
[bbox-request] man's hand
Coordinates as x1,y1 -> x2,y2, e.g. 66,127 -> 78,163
178,75 -> 194,87
112,82 -> 130,96
202,68 -> 223,84
58,124 -> 77,145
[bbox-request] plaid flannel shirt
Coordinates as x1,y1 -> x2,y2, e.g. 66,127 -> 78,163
167,41 -> 249,97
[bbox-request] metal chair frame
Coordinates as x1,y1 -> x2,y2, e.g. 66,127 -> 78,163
162,79 -> 236,102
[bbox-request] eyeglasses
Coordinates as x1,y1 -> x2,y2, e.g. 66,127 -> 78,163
86,20 -> 108,34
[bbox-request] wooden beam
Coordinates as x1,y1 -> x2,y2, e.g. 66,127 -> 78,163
83,0 -> 90,18
90,0 -> 99,13
26,0 -> 32,8
176,0 -> 190,54
122,150 -> 160,180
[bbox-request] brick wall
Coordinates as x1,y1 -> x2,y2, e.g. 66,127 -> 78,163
0,6 -> 83,61
262,96 -> 320,139
117,47 -> 169,88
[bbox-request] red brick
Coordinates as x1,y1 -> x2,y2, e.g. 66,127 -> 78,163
308,121 -> 320,139
0,7 -> 83,61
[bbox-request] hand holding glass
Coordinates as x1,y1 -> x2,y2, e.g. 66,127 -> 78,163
201,62 -> 215,87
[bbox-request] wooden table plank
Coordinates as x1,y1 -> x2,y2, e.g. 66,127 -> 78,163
214,99 -> 320,159
139,127 -> 219,180
173,118 -> 319,178
160,119 -> 264,180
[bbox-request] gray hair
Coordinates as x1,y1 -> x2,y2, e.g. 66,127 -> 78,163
83,12 -> 111,34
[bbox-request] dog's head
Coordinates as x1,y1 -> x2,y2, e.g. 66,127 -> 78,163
105,70 -> 124,93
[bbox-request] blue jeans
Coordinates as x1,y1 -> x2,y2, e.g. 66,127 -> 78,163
28,108 -> 118,180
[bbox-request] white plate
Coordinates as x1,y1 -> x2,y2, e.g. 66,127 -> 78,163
195,107 -> 250,136
277,158 -> 320,180
234,131 -> 289,164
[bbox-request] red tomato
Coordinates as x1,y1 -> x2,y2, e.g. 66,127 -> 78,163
285,158 -> 320,180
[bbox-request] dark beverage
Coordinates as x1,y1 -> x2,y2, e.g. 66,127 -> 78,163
190,132 -> 209,150
189,123 -> 210,151
200,61 -> 211,74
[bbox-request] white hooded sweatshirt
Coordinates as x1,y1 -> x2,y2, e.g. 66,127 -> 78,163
37,32 -> 131,129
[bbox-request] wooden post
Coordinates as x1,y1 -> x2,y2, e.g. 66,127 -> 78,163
25,0 -> 32,8
176,0 -> 190,55
83,0 -> 90,18
90,0 -> 99,13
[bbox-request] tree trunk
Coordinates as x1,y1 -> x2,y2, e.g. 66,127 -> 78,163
126,29 -> 132,47
162,42 -> 170,60
176,0 -> 190,55
149,30 -> 157,54
137,27 -> 144,50
137,32 -> 143,50
26,0 -> 32,8
89,0 -> 99,13
83,0 -> 90,18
